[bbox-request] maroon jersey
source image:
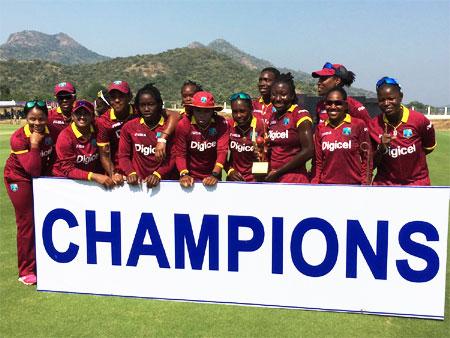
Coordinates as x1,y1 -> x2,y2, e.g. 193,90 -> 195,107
268,104 -> 312,183
316,97 -> 371,126
47,106 -> 72,141
252,97 -> 274,126
227,116 -> 266,182
118,117 -> 175,179
312,115 -> 370,185
369,106 -> 436,186
4,124 -> 54,183
174,115 -> 229,180
52,123 -> 103,180
96,105 -> 138,169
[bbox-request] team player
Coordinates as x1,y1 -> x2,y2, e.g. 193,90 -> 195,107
311,88 -> 371,185
226,92 -> 266,182
118,84 -> 175,188
4,100 -> 54,285
370,77 -> 436,185
97,80 -> 139,184
94,89 -> 111,116
253,67 -> 280,126
311,62 -> 371,126
47,81 -> 77,141
266,73 -> 314,183
53,100 -> 114,188
174,91 -> 229,187
180,80 -> 203,117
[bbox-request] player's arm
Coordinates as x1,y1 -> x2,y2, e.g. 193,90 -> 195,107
155,109 -> 179,161
310,129 -> 322,184
13,134 -> 43,177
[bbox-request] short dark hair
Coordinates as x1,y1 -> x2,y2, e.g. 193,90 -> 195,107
272,72 -> 298,104
134,83 -> 163,109
326,87 -> 348,100
261,67 -> 281,79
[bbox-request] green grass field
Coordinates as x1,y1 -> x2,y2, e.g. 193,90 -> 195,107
0,124 -> 449,337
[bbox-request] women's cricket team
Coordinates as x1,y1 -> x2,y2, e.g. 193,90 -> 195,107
4,63 -> 437,285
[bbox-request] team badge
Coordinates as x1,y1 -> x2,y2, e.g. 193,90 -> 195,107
208,127 -> 217,136
403,129 -> 413,138
10,183 -> 18,192
57,82 -> 67,87
283,117 -> 290,125
249,131 -> 257,139
342,127 -> 351,136
272,106 -> 277,113
113,80 -> 122,85
44,137 -> 53,145
156,132 -> 162,138
201,96 -> 207,103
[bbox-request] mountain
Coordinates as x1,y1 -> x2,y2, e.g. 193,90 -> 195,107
0,30 -> 109,65
204,39 -> 374,98
0,47 -> 263,104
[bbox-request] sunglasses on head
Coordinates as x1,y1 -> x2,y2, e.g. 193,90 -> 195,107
230,92 -> 251,101
325,99 -> 345,106
25,100 -> 46,109
57,93 -> 74,100
376,77 -> 400,89
323,62 -> 335,69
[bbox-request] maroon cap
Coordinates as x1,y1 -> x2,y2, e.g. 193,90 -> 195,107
108,80 -> 131,94
54,81 -> 76,95
72,100 -> 94,114
185,91 -> 222,111
312,63 -> 344,78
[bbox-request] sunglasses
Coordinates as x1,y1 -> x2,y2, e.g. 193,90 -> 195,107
73,101 -> 94,113
25,100 -> 46,109
57,94 -> 75,100
376,77 -> 400,89
230,92 -> 252,101
325,99 -> 345,106
323,62 -> 335,69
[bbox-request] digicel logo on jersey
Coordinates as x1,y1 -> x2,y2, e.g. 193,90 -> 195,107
190,141 -> 216,151
40,148 -> 53,157
322,140 -> 352,151
230,140 -> 254,152
388,144 -> 416,158
76,153 -> 99,165
268,130 -> 288,141
135,144 -> 155,156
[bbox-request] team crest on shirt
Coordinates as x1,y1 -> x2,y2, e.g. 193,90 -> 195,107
272,106 -> 277,113
156,132 -> 162,138
10,183 -> 18,192
208,127 -> 217,136
44,137 -> 53,146
342,127 -> 351,136
249,131 -> 257,139
283,117 -> 290,125
403,129 -> 413,138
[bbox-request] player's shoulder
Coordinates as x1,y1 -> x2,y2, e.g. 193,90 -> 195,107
10,127 -> 27,147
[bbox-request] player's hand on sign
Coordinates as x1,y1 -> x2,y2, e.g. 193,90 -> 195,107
112,172 -> 124,186
180,175 -> 194,188
203,175 -> 218,186
126,173 -> 139,185
145,174 -> 160,188
92,173 -> 115,189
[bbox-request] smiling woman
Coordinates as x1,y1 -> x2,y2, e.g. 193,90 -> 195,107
52,100 -> 114,188
3,99 -> 54,285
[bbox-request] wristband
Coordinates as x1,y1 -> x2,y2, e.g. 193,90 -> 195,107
215,162 -> 224,169
227,168 -> 235,176
152,171 -> 161,179
180,169 -> 189,177
157,138 -> 167,144
128,172 -> 137,176
211,172 -> 221,179
87,172 -> 93,181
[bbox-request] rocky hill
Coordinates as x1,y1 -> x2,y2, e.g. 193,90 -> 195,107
0,30 -> 109,65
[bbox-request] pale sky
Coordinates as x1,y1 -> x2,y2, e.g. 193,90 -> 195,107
1,0 -> 449,106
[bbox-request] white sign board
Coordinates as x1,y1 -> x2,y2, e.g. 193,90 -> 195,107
33,178 -> 449,319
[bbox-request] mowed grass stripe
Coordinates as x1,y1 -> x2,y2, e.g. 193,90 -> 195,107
0,125 -> 449,337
